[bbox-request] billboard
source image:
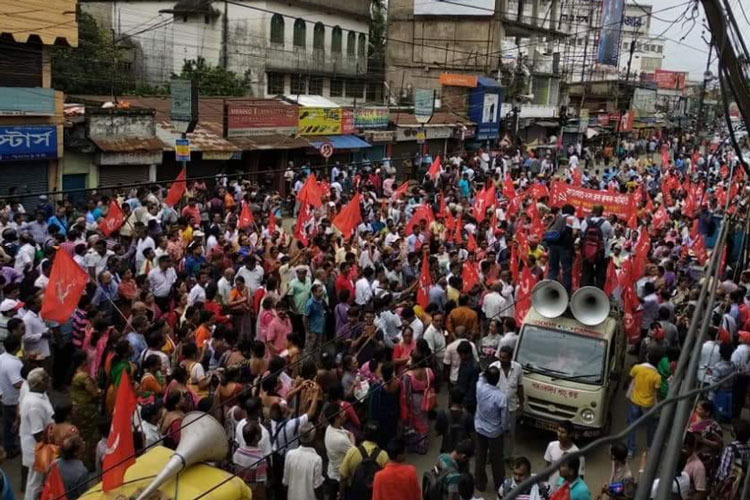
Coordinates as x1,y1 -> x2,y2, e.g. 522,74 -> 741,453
414,0 -> 493,16
341,109 -> 355,134
468,86 -> 501,141
632,88 -> 657,115
414,89 -> 436,124
355,108 -> 389,129
654,69 -> 687,90
226,103 -> 297,137
298,108 -> 342,135
597,0 -> 625,66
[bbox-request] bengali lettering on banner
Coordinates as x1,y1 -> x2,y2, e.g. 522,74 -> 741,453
550,181 -> 633,217
654,69 -> 687,90
0,125 -> 58,161
226,103 -> 297,137
354,108 -> 390,129
298,107 -> 342,135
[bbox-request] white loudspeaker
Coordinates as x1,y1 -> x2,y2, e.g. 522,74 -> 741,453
570,286 -> 611,326
531,280 -> 569,319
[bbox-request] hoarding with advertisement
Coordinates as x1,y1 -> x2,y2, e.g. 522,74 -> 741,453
617,110 -> 635,132
654,69 -> 687,90
632,88 -> 657,115
226,103 -> 297,137
298,108 -> 342,135
597,0 -> 625,66
355,108 -> 389,129
0,88 -> 55,116
341,109 -> 356,134
439,73 -> 478,87
414,0 -> 493,16
0,126 -> 58,161
468,86 -> 501,141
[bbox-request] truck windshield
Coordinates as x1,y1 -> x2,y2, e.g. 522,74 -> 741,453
515,324 -> 607,385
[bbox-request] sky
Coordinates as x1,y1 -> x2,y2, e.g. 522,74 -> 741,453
648,0 -> 750,80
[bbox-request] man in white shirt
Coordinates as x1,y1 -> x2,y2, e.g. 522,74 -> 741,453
443,327 -> 479,385
147,256 -> 177,311
14,233 -> 35,274
236,256 -> 264,296
697,331 -> 721,385
323,401 -> 354,498
134,222 -> 155,273
0,334 -> 23,456
217,267 -> 235,306
423,312 -> 447,360
355,267 -> 375,306
33,260 -> 50,291
234,397 -> 272,457
187,271 -> 209,306
482,283 -> 507,324
20,368 -> 54,500
283,422 -> 324,500
491,346 -> 524,461
84,239 -> 114,281
22,294 -> 49,360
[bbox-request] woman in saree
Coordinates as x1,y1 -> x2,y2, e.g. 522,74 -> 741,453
105,339 -> 135,415
69,350 -> 101,470
160,390 -> 188,449
138,354 -> 165,405
163,365 -> 199,412
687,399 -> 724,479
400,349 -> 435,454
228,276 -> 253,341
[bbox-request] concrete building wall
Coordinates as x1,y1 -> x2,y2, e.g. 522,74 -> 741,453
88,113 -> 156,138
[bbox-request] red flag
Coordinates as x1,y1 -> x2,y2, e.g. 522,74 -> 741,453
506,196 -> 522,219
332,193 -> 361,239
164,167 -> 187,207
527,202 -> 544,241
718,326 -> 731,344
391,181 -> 410,200
516,230 -> 530,265
572,253 -> 582,291
571,168 -> 582,187
661,184 -> 673,208
661,151 -> 670,168
473,187 -> 488,222
515,266 -> 537,325
416,251 -> 431,309
467,233 -> 478,253
406,204 -> 436,236
297,174 -> 323,209
98,200 -> 125,237
632,229 -> 651,279
720,163 -> 730,179
510,245 -> 519,283
294,201 -> 313,246
428,156 -> 442,180
549,483 -> 571,500
319,180 -> 331,198
652,204 -> 669,230
690,219 -> 699,240
530,183 -> 549,200
454,213 -> 463,245
502,174 -> 516,201
239,201 -> 255,229
691,235 -> 708,265
102,371 -> 137,491
268,210 -> 277,235
683,187 -> 697,218
644,193 -> 655,213
484,183 -> 497,211
622,283 -> 642,344
604,259 -> 618,296
41,251 -> 89,323
461,262 -> 480,293
40,462 -> 68,500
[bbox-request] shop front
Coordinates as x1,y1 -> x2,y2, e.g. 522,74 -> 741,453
0,125 -> 60,209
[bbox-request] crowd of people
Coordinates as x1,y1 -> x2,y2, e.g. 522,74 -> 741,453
0,130 -> 747,500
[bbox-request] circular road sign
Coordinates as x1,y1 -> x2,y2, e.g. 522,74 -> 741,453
319,142 -> 334,159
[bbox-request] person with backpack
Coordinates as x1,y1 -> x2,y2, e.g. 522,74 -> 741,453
339,420 -> 389,500
372,437 -> 420,500
422,438 -> 474,500
545,204 -> 578,292
713,419 -> 750,499
580,204 -> 613,290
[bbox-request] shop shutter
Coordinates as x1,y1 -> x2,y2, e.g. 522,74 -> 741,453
99,165 -> 150,189
0,162 -> 48,211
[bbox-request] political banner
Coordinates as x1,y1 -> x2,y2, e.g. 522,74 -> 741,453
597,0 -> 625,66
549,181 -> 633,218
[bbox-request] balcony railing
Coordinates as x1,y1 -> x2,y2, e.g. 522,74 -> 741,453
265,46 -> 366,76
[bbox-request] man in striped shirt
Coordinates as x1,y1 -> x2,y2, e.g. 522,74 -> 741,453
715,420 -> 750,483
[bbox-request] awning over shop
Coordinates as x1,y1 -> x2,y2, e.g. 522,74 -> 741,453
90,137 -> 165,152
477,76 -> 502,88
228,134 -> 313,151
308,135 -> 371,149
535,120 -> 560,128
156,121 -> 239,154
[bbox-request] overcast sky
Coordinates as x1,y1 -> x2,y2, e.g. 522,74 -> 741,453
647,0 -> 750,80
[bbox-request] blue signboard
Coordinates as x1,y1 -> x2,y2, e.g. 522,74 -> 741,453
597,0 -> 625,66
0,88 -> 55,116
469,83 -> 501,141
0,126 -> 57,161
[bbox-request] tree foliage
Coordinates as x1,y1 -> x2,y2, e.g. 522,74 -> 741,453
173,57 -> 249,96
369,0 -> 387,66
51,12 -> 134,95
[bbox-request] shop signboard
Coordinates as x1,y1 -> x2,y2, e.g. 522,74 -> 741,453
414,89 -> 435,124
597,0 -> 625,66
341,109 -> 356,134
0,126 -> 57,161
354,108 -> 389,129
414,0 -> 493,15
298,108 -> 342,135
0,88 -> 55,116
632,88 -> 657,116
439,73 -> 478,88
226,103 -> 297,137
468,86 -> 501,140
175,138 -> 190,162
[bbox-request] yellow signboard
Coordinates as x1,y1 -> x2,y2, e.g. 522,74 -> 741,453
298,108 -> 342,135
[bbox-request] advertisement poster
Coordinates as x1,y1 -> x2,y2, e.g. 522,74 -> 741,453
414,0 -> 493,16
414,89 -> 436,124
654,69 -> 687,90
341,109 -> 355,134
597,0 -> 625,66
226,103 -> 297,137
468,86 -> 501,141
355,108 -> 390,129
298,108 -> 342,135
550,181 -> 633,217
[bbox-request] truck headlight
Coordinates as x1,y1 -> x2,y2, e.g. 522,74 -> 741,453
581,409 -> 596,423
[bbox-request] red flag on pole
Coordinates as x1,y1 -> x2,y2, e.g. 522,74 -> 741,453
484,183 -> 497,211
502,174 -> 516,201
473,186 -> 488,222
268,210 -> 277,235
164,167 -> 187,207
652,204 -> 669,230
102,371 -> 137,491
515,266 -> 537,325
391,181 -> 410,200
40,462 -> 68,500
622,283 -> 642,344
691,235 -> 708,265
467,233 -> 478,253
297,174 -> 324,209
604,259 -> 618,296
239,202 -> 255,229
332,193 -> 362,239
571,168 -> 582,187
416,251 -> 431,309
406,205 -> 436,236
428,156 -> 442,180
98,200 -> 125,237
294,201 -> 313,246
461,262 -> 480,293
41,251 -> 89,323
549,482 -> 571,500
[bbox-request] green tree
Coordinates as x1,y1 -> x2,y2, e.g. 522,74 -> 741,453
174,57 -> 249,96
369,0 -> 387,65
51,12 -> 134,95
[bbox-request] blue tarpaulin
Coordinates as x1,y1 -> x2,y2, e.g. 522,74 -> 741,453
308,135 -> 371,149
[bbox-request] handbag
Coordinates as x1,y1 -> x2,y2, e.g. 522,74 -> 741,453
33,424 -> 59,473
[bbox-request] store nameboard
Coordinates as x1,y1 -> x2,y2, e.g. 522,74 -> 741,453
364,130 -> 396,143
414,89 -> 435,124
341,109 -> 356,135
469,86 -> 501,140
355,108 -> 390,129
226,103 -> 297,137
171,79 -> 198,134
0,88 -> 55,116
0,126 -> 57,161
632,88 -> 656,116
298,107 -> 342,135
453,126 -> 476,140
175,138 -> 191,162
396,126 -> 452,142
439,73 -> 478,88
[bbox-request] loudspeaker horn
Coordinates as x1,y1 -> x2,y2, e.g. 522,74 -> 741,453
531,280 -> 569,319
134,412 -> 228,500
570,286 -> 611,326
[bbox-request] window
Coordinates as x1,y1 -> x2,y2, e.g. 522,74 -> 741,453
330,78 -> 343,97
331,26 -> 342,54
293,18 -> 306,49
657,45 -> 663,53
290,74 -> 307,94
358,33 -> 366,58
345,79 -> 363,98
270,14 -> 284,45
267,72 -> 285,94
309,77 -> 323,95
347,31 -> 356,56
313,22 -> 325,51
623,42 -> 628,50
366,82 -> 380,102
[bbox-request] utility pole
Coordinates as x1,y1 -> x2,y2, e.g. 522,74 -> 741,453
615,39 -> 635,150
696,43 -> 713,140
221,0 -> 228,69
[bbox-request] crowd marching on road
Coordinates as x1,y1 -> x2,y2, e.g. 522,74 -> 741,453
0,130 -> 748,500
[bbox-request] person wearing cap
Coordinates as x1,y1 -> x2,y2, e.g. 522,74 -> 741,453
0,294 -> 23,342
19,367 -> 53,500
21,293 -> 50,361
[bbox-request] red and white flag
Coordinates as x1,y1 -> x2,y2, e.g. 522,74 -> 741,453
164,167 -> 187,207
41,251 -> 89,323
332,193 -> 362,239
416,251 -> 431,309
515,266 -> 537,325
428,156 -> 442,180
239,201 -> 255,229
102,371 -> 137,491
98,200 -> 125,237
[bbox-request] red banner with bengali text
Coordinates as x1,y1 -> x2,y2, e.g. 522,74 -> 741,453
549,181 -> 633,218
